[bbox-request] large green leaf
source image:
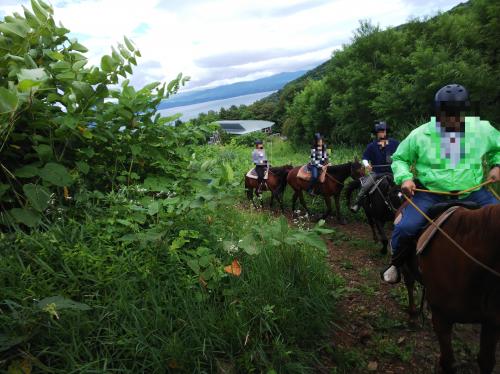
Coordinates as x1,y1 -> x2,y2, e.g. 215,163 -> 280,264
70,42 -> 88,53
37,296 -> 91,311
23,183 -> 51,212
14,164 -> 39,178
0,19 -> 30,38
31,0 -> 48,21
0,88 -> 18,114
10,208 -> 41,227
100,55 -> 116,73
34,144 -> 52,161
39,162 -> 73,186
17,68 -> 49,92
0,184 -> 9,199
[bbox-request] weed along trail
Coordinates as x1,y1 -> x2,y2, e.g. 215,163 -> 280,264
311,219 -> 496,374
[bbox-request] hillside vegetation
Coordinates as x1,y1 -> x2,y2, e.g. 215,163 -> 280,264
0,2 -> 342,372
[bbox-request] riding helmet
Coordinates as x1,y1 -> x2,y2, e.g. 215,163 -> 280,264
255,140 -> 263,145
434,84 -> 470,115
373,120 -> 388,133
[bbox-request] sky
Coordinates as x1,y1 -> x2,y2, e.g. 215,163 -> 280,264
1,0 -> 464,92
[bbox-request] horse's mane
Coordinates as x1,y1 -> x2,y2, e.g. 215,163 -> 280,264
269,165 -> 293,177
326,162 -> 351,175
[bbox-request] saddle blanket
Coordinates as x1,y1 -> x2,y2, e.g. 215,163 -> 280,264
246,168 -> 269,180
416,206 -> 461,254
297,164 -> 327,183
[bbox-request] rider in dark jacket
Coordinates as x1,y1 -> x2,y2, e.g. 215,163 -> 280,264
350,121 -> 400,212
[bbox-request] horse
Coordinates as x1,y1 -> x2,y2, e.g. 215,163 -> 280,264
345,174 -> 402,254
286,160 -> 364,223
245,165 -> 294,212
399,203 -> 500,373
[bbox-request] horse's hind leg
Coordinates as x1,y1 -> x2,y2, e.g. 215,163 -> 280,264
247,188 -> 258,209
477,323 -> 499,374
375,220 -> 387,254
431,308 -> 456,373
298,191 -> 310,216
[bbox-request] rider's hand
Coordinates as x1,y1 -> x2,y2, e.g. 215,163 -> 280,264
401,179 -> 416,197
488,166 -> 500,182
366,164 -> 373,173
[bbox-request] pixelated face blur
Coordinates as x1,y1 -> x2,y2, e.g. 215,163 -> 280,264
317,139 -> 323,147
376,130 -> 387,140
438,112 -> 466,131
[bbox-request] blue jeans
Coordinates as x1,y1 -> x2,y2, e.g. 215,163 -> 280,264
310,165 -> 320,181
391,188 -> 498,255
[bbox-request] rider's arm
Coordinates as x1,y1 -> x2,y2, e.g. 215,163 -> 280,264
484,121 -> 500,167
391,131 -> 417,185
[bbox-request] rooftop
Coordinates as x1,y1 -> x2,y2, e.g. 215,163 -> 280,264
217,120 -> 274,135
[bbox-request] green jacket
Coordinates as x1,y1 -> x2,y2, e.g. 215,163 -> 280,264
391,117 -> 500,195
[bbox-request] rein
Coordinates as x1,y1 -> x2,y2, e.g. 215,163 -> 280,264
402,179 -> 500,278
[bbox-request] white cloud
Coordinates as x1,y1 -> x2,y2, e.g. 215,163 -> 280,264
1,0 -> 463,91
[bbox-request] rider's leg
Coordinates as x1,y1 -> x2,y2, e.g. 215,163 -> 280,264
350,173 -> 377,212
382,191 -> 443,283
255,165 -> 265,193
307,167 -> 319,195
464,188 -> 499,206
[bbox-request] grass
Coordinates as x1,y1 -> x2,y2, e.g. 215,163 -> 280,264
0,139 -> 347,373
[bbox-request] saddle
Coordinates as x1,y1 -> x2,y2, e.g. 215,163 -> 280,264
416,200 -> 480,254
297,164 -> 327,183
246,167 -> 269,180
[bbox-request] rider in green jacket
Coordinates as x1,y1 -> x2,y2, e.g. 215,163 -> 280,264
382,84 -> 500,284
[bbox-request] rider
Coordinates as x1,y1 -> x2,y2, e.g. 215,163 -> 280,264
382,83 -> 500,284
252,140 -> 268,193
307,133 -> 329,195
350,121 -> 400,212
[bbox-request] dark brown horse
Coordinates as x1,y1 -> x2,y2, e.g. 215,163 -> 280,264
286,161 -> 364,223
401,204 -> 500,373
245,165 -> 294,211
418,204 -> 500,373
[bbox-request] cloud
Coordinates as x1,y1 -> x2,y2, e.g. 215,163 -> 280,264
0,0 -> 465,91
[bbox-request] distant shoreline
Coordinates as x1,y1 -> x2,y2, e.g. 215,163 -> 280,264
158,91 -> 276,122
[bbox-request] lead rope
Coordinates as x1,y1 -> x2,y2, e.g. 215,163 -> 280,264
402,181 -> 500,278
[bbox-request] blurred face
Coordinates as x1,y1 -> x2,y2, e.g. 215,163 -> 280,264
376,130 -> 387,140
317,139 -> 323,147
256,144 -> 263,149
438,112 -> 465,131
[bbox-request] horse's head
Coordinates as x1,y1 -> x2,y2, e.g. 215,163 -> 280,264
350,158 -> 364,180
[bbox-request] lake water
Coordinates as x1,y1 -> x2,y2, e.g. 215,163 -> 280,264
157,91 -> 276,122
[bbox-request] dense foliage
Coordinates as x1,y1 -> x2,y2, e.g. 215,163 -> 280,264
0,2 -> 342,372
281,0 -> 500,144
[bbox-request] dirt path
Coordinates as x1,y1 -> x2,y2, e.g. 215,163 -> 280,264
310,219 -> 499,374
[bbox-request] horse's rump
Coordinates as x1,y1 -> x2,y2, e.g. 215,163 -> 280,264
296,164 -> 327,183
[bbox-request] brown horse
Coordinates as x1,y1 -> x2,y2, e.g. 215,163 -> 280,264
401,204 -> 500,373
245,165 -> 294,212
286,161 -> 364,223
418,204 -> 500,373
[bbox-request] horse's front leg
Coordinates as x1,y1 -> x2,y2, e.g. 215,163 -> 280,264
247,187 -> 258,209
322,195 -> 332,220
366,212 -> 378,242
334,194 -> 346,225
269,192 -> 275,209
374,220 -> 387,254
401,265 -> 417,318
298,191 -> 310,216
477,323 -> 499,374
431,308 -> 456,373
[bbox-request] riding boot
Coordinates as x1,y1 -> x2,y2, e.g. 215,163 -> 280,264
380,237 -> 415,284
350,174 -> 376,212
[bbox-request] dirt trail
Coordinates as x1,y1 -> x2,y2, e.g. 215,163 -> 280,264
312,219 -> 499,374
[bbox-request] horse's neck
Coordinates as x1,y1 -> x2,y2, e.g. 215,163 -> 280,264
328,163 -> 351,181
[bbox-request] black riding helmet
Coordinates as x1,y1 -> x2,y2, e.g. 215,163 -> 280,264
434,84 -> 470,116
373,120 -> 388,134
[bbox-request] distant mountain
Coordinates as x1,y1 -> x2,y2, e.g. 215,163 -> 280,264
158,71 -> 307,109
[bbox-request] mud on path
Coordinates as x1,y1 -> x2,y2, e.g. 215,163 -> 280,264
309,219 -> 500,374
